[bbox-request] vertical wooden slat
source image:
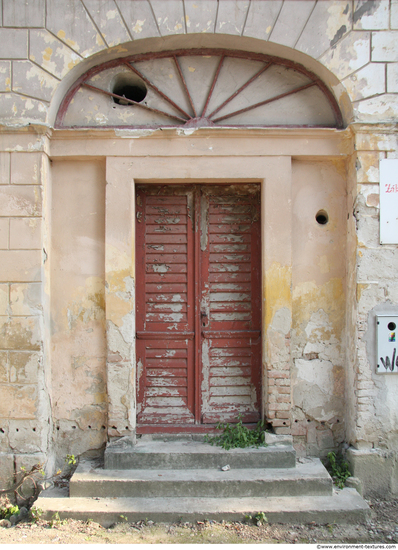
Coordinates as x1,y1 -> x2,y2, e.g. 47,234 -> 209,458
136,184 -> 262,428
136,187 -> 195,424
200,185 -> 262,424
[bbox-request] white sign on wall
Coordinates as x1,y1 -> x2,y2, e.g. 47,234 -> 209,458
380,159 -> 398,244
376,315 -> 398,374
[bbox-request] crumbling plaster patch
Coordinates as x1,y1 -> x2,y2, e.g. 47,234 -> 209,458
356,302 -> 398,449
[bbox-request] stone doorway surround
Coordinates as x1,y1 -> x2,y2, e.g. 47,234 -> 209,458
48,126 -> 352,442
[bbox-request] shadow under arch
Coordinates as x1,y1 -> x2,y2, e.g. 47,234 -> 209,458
48,33 -> 353,129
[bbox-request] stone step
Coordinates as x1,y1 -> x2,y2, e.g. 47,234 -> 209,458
70,458 -> 332,499
104,436 -> 296,470
36,488 -> 370,527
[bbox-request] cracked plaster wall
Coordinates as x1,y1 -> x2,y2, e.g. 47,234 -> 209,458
49,159 -> 107,466
291,160 -> 347,457
0,0 -> 397,483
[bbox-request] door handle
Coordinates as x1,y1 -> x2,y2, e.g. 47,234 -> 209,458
201,310 -> 208,327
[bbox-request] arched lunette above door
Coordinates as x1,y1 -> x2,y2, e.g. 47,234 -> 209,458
56,49 -> 343,130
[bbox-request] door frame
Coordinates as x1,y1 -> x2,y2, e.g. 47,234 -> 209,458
105,154 -> 293,439
134,183 -> 262,430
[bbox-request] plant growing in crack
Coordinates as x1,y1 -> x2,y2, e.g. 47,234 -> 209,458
326,451 -> 351,489
204,414 -> 267,450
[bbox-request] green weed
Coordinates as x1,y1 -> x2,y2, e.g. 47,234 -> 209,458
29,506 -> 43,523
0,496 -> 19,520
326,451 -> 351,489
205,415 -> 267,450
255,512 -> 268,525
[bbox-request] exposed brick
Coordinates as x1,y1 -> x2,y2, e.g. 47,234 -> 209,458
356,389 -> 375,398
276,395 -> 291,403
268,402 -> 290,411
291,421 -> 307,436
274,427 -> 291,435
270,418 -> 289,427
276,386 -> 291,394
276,411 -> 291,419
357,397 -> 372,404
276,379 -> 291,386
268,371 -> 290,379
357,381 -> 375,390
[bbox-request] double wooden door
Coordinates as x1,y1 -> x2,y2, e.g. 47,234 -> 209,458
136,184 -> 261,429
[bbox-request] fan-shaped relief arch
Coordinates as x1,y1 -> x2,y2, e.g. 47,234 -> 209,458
56,49 -> 343,129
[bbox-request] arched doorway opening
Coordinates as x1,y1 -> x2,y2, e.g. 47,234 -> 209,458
50,45 -> 348,440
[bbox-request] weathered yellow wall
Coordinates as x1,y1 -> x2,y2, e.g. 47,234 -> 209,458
50,159 -> 107,461
291,160 -> 347,456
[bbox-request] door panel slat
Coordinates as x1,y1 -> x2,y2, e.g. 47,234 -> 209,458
137,184 -> 261,427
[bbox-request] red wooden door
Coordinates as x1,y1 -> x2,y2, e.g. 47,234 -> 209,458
136,184 -> 261,429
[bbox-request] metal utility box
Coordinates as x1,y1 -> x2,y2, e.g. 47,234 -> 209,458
376,315 -> 398,374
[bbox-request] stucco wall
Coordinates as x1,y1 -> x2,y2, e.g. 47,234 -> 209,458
0,0 -> 397,493
291,160 -> 347,457
50,159 -> 107,458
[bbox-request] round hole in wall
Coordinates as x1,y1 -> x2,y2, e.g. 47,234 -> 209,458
388,322 -> 396,331
315,210 -> 329,225
112,73 -> 147,105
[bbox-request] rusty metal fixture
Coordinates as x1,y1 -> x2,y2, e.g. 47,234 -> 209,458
56,48 -> 344,129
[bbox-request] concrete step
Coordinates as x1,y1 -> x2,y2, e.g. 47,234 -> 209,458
104,437 -> 296,470
36,488 -> 370,527
70,458 -> 332,499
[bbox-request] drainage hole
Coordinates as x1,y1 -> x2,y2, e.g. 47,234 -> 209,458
315,209 -> 329,225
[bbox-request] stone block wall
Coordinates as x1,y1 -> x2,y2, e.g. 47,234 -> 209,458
0,142 -> 49,488
0,0 -> 396,494
0,1 -> 396,126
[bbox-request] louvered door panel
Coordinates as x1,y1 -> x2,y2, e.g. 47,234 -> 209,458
201,186 -> 261,423
136,188 -> 195,424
